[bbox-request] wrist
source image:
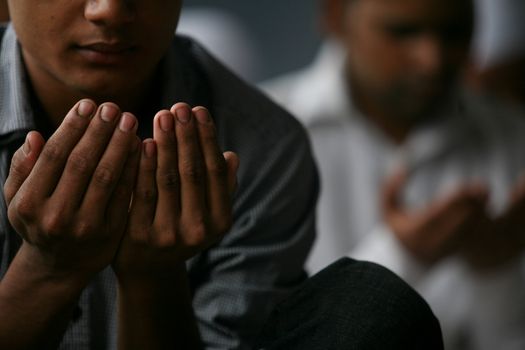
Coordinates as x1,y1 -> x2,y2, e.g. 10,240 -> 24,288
116,262 -> 189,295
116,263 -> 201,350
0,244 -> 94,350
9,243 -> 93,295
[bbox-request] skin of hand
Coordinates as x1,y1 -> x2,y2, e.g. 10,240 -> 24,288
382,169 -> 489,264
459,178 -> 525,269
3,100 -> 239,350
113,103 -> 239,281
5,101 -> 239,282
1,99 -> 140,349
112,103 -> 239,350
4,99 -> 140,282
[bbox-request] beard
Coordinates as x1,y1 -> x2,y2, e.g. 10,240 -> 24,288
373,74 -> 457,124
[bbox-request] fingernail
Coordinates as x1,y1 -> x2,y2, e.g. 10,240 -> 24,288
143,140 -> 156,158
175,107 -> 191,123
22,134 -> 31,156
194,107 -> 210,124
77,100 -> 95,118
159,113 -> 174,131
100,104 -> 119,122
119,113 -> 136,132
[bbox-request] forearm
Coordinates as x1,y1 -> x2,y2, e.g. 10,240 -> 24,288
117,263 -> 202,350
0,244 -> 88,350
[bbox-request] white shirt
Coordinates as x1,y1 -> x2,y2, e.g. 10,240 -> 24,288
262,42 -> 525,350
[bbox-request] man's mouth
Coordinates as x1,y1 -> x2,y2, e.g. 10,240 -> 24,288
75,42 -> 137,65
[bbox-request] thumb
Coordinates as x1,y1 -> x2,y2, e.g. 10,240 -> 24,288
382,168 -> 409,215
4,131 -> 45,205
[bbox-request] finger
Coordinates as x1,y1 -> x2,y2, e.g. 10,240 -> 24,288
500,176 -> 525,247
427,184 -> 488,219
223,151 -> 240,196
152,109 -> 180,244
22,100 -> 96,199
382,168 -> 409,217
52,103 -> 125,209
107,136 -> 142,231
424,185 -> 489,249
507,176 -> 525,213
172,104 -> 206,222
127,139 -> 158,243
193,107 -> 231,229
80,112 -> 139,221
4,131 -> 45,206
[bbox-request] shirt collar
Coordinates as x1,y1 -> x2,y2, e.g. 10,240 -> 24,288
402,96 -> 467,167
286,40 -> 354,127
0,24 -> 36,138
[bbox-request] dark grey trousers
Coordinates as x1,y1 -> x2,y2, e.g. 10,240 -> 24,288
257,258 -> 443,350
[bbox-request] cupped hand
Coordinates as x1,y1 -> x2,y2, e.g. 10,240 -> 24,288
113,103 -> 239,283
460,178 -> 525,269
4,100 -> 140,282
382,169 -> 488,264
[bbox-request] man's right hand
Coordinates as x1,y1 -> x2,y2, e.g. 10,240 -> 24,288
460,178 -> 525,269
0,100 -> 141,349
4,99 -> 140,284
382,170 -> 488,264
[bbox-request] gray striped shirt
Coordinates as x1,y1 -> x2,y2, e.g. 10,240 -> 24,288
0,24 -> 318,349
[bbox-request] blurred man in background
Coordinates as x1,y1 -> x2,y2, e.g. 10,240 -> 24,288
263,0 -> 525,349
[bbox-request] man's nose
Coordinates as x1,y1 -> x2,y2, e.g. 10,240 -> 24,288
84,0 -> 136,26
411,35 -> 444,76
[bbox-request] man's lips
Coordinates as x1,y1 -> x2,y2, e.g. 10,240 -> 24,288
75,42 -> 137,64
82,42 -> 135,53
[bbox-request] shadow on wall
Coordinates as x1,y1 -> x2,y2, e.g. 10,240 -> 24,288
178,7 -> 262,83
181,0 -> 322,83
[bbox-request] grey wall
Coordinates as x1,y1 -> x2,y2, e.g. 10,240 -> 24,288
181,0 -> 322,82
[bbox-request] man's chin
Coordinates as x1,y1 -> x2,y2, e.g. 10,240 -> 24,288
402,97 -> 449,124
73,80 -> 137,104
